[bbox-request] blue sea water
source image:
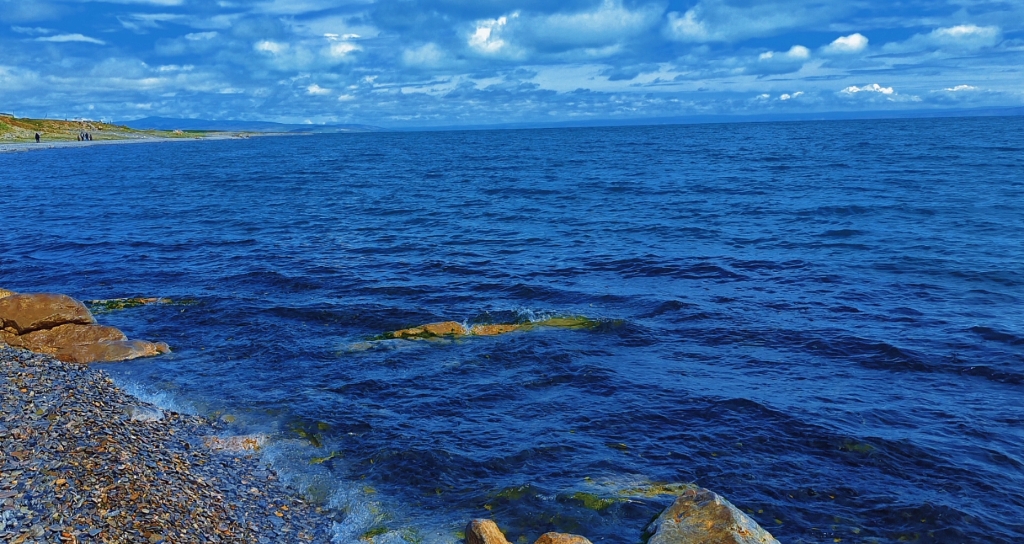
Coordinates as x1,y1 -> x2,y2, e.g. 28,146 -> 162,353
2,116 -> 1023,543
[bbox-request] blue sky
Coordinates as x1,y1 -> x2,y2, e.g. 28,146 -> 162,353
2,0 -> 1022,127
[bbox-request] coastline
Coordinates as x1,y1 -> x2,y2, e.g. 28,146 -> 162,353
0,346 -> 335,543
0,133 -> 298,154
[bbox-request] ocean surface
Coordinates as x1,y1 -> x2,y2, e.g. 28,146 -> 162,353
2,116 -> 1023,543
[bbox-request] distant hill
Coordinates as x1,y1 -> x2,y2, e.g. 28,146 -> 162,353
120,117 -> 383,133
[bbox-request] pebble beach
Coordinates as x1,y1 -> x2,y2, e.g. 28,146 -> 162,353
0,346 -> 335,543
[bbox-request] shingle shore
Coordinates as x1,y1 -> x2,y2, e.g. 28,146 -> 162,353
0,347 -> 335,543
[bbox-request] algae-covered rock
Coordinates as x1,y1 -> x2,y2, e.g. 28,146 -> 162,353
86,297 -> 174,312
466,519 -> 512,544
0,293 -> 95,334
387,321 -> 468,339
55,339 -> 170,364
7,323 -> 127,354
644,487 -> 779,544
470,324 -> 523,336
534,533 -> 592,544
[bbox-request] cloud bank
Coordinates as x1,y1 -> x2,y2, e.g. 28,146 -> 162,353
0,0 -> 1021,127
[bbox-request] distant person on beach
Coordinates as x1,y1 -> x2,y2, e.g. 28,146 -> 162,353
35,133 -> 40,143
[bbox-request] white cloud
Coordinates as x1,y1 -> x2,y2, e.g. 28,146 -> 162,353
403,43 -> 446,68
841,83 -> 894,95
665,2 -> 845,43
255,40 -> 287,54
337,94 -> 355,101
525,0 -> 663,48
36,33 -> 105,45
824,33 -> 868,54
779,91 -> 803,100
469,13 -> 516,54
943,84 -> 978,91
11,26 -> 52,35
326,40 -> 359,59
759,45 -> 810,60
185,31 -> 218,41
306,83 -> 330,95
883,24 -> 1002,53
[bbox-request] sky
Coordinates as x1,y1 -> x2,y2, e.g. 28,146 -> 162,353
1,0 -> 1023,128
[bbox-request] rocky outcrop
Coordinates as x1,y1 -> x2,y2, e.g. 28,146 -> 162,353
0,293 -> 95,334
381,316 -> 600,341
466,520 -> 512,544
387,321 -> 469,339
644,487 -> 780,544
534,533 -> 593,544
56,339 -> 171,364
6,323 -> 127,354
0,288 -> 170,363
464,486 -> 777,544
469,324 -> 523,336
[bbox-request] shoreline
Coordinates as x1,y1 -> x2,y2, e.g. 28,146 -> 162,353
0,346 -> 336,543
0,132 -> 300,154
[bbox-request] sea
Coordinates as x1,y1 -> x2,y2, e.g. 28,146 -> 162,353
2,116 -> 1023,543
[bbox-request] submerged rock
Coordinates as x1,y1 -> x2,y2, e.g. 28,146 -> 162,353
466,519 -> 512,544
56,339 -> 171,364
644,487 -> 780,544
534,533 -> 593,544
6,323 -> 127,354
0,293 -> 95,334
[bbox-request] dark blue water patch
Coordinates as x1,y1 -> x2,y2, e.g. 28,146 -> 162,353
3,116 -> 1024,543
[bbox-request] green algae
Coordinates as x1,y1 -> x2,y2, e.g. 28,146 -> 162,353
86,297 -> 198,313
840,441 -> 875,454
618,482 -> 698,498
360,526 -> 389,541
569,491 -> 621,511
310,451 -> 341,465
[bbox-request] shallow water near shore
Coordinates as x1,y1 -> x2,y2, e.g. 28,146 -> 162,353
2,117 -> 1023,543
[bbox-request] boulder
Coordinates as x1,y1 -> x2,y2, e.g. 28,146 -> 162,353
466,520 -> 512,544
55,339 -> 170,364
0,288 -> 15,299
534,533 -> 592,544
6,323 -> 126,354
470,324 -> 522,336
0,293 -> 95,334
644,487 -> 780,544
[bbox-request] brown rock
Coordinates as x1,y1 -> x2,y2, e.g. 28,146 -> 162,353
55,339 -> 170,364
470,324 -> 522,336
644,487 -> 780,544
0,293 -> 95,334
466,520 -> 512,544
534,533 -> 593,544
6,323 -> 127,354
0,288 -> 15,299
390,321 -> 468,338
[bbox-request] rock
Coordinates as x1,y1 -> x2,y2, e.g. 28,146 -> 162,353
470,324 -> 522,336
534,533 -> 593,544
55,339 -> 171,364
0,293 -> 95,334
5,323 -> 127,354
466,520 -> 512,544
0,288 -> 15,299
127,405 -> 165,422
644,487 -> 780,544
389,321 -> 468,339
